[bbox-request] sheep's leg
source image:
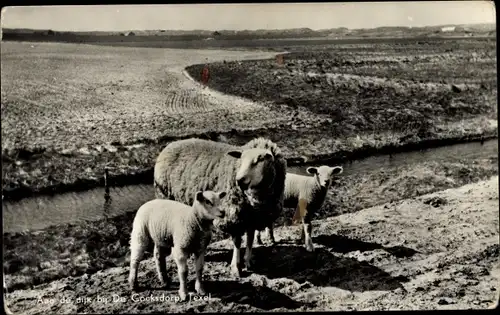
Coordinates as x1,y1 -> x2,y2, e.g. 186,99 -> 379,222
230,234 -> 242,278
303,217 -> 315,252
256,231 -> 263,245
244,229 -> 255,271
128,241 -> 146,291
154,245 -> 170,288
172,247 -> 189,301
194,250 -> 206,295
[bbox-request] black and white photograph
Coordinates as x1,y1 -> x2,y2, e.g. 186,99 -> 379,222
1,2 -> 498,313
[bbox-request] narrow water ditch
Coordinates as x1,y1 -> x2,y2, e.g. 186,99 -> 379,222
2,139 -> 497,233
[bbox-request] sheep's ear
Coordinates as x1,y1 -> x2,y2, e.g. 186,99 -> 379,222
227,150 -> 242,159
219,191 -> 227,199
196,191 -> 205,203
306,167 -> 318,175
330,166 -> 343,175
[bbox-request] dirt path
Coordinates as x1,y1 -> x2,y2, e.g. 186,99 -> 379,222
5,176 -> 498,313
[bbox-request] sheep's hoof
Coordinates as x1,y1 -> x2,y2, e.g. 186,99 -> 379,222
256,236 -> 263,246
305,243 -> 315,252
159,282 -> 169,289
159,277 -> 170,289
231,265 -> 242,278
244,261 -> 253,272
178,290 -> 188,302
195,283 -> 206,295
129,282 -> 138,292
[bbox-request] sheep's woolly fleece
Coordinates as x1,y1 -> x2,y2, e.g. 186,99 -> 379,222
129,198 -> 214,256
153,137 -> 287,236
285,172 -> 331,221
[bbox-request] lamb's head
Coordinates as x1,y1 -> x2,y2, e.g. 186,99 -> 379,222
307,165 -> 343,189
228,147 -> 276,205
194,190 -> 227,220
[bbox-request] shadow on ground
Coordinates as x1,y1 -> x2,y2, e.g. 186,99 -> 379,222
128,267 -> 305,310
129,280 -> 304,310
204,280 -> 305,310
313,234 -> 420,258
206,242 -> 410,292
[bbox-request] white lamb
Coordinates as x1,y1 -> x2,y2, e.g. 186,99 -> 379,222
128,190 -> 227,301
256,165 -> 343,252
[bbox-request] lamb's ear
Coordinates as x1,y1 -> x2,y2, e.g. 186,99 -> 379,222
227,150 -> 242,159
196,191 -> 205,203
219,191 -> 227,199
330,166 -> 343,175
306,167 -> 318,175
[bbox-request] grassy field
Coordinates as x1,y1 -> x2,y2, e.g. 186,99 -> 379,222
186,38 -> 497,138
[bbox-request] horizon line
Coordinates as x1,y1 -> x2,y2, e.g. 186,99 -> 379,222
1,21 -> 495,33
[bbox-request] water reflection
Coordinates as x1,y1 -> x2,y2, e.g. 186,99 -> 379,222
287,139 -> 497,178
103,187 -> 112,220
103,168 -> 112,220
2,139 -> 497,233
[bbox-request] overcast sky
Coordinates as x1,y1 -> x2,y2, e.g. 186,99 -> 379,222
1,2 -> 496,32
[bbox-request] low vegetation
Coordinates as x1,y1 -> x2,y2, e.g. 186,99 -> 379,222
186,39 -> 496,139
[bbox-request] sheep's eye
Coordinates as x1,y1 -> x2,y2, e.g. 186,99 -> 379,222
206,200 -> 213,206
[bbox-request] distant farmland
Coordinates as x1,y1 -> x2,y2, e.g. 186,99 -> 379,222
1,27 -> 495,50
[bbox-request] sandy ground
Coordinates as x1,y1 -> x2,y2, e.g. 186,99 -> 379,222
5,176 -> 498,313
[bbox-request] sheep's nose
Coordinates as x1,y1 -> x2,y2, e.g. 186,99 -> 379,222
237,177 -> 249,190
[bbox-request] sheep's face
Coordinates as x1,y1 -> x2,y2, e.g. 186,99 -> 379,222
195,191 -> 227,219
307,165 -> 343,188
228,148 -> 275,204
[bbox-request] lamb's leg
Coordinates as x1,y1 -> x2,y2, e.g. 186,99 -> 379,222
194,250 -> 206,295
303,217 -> 315,252
172,246 -> 189,301
230,234 -> 242,278
294,199 -> 308,245
296,225 -> 305,245
256,225 -> 274,246
128,240 -> 146,291
268,224 -> 276,245
154,245 -> 170,288
244,229 -> 255,271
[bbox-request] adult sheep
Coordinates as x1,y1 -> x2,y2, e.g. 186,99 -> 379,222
256,165 -> 343,252
154,137 -> 287,277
